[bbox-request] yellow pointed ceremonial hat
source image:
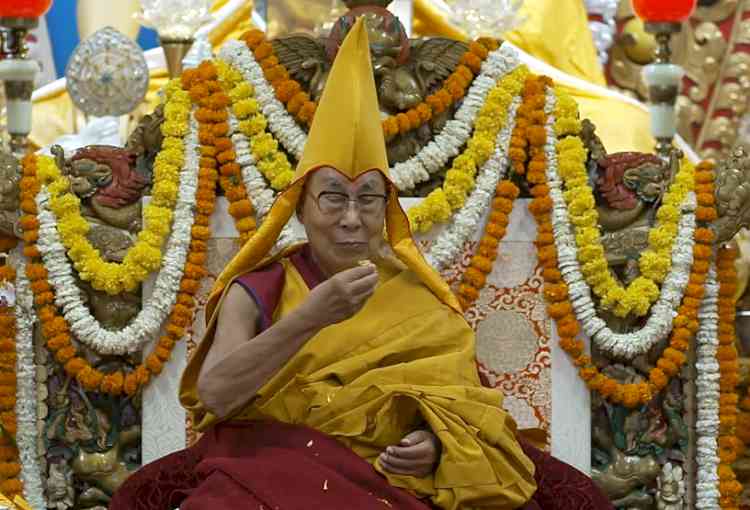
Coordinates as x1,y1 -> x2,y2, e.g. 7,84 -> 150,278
205,16 -> 460,320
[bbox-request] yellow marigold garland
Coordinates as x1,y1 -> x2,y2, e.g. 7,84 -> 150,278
35,80 -> 190,295
408,66 -> 529,233
531,115 -> 716,407
554,88 -> 695,318
0,263 -> 21,499
212,59 -> 296,192
20,139 -> 216,394
716,245 -> 744,509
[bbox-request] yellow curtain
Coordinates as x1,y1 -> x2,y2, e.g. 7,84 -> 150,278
413,0 -> 656,154
414,0 -> 605,86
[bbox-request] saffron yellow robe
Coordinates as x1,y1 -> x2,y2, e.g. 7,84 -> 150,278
181,254 -> 537,510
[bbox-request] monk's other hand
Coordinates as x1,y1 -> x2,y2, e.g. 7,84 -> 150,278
379,429 -> 441,477
300,265 -> 379,328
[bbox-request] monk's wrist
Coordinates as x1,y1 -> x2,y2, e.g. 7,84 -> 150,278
290,302 -> 327,335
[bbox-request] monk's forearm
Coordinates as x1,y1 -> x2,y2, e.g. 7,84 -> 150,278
199,307 -> 321,418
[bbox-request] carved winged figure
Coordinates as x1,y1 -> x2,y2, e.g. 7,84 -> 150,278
270,2 -> 467,129
270,3 -> 467,166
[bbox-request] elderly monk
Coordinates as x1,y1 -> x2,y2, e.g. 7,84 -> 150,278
112,17 -> 611,510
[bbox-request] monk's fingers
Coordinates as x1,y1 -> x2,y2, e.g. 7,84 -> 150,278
386,441 -> 435,460
400,429 -> 433,446
379,456 -> 431,477
379,451 -> 433,471
351,282 -> 377,303
349,272 -> 379,295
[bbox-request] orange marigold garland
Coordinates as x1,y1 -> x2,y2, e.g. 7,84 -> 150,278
240,29 -> 497,137
184,61 -> 258,246
715,245 -> 744,509
456,180 -> 519,310
454,75 -> 547,310
0,262 -> 21,498
531,122 -> 717,407
20,136 -> 216,395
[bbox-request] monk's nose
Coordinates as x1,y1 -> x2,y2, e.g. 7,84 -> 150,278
339,202 -> 363,229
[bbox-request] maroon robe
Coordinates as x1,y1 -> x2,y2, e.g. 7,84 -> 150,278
111,246 -> 612,509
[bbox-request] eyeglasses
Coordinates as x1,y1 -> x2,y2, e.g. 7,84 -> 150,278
310,191 -> 388,217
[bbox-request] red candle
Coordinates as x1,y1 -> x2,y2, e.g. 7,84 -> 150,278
631,0 -> 696,23
0,0 -> 53,19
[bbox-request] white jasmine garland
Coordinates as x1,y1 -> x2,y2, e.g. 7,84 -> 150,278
543,88 -> 696,360
13,261 -> 46,509
695,265 -> 721,509
34,114 -> 201,356
218,40 -> 521,191
424,96 -> 520,271
227,113 -> 304,252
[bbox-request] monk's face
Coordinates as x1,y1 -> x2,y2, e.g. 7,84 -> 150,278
299,167 -> 388,276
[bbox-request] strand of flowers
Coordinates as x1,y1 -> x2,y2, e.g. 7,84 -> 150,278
424,97 -> 520,271
532,88 -> 714,407
32,80 -> 191,296
507,74 -> 546,179
453,75 -> 548,309
186,60 -> 259,246
219,38 -> 521,192
228,112 -> 301,250
715,245 -> 744,508
553,89 -> 695,318
0,263 -> 20,499
545,99 -> 698,360
31,115 -> 199,356
240,28 -> 498,140
214,59 -> 259,246
185,59 -> 302,252
408,66 -> 529,232
20,148 -> 216,395
696,264 -> 721,509
12,260 -> 45,509
454,180 -> 517,311
214,57 -> 296,196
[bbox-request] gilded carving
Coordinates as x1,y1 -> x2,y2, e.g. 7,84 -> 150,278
270,6 -> 468,167
606,0 -> 749,161
679,21 -> 725,103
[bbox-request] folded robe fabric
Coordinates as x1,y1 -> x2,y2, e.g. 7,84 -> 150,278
181,252 -> 538,509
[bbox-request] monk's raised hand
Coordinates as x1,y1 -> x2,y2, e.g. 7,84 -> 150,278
379,429 -> 441,478
301,265 -> 379,328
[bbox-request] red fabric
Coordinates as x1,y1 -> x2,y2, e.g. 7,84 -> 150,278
288,244 -> 328,290
111,421 -> 612,510
234,245 -> 326,331
234,263 -> 285,331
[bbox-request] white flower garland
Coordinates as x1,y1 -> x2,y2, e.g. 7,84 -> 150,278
543,88 -> 696,360
695,264 -> 721,509
424,96 -> 520,271
227,113 -> 304,251
33,114 -> 200,356
218,40 -> 521,191
13,261 -> 46,509
230,119 -> 275,220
